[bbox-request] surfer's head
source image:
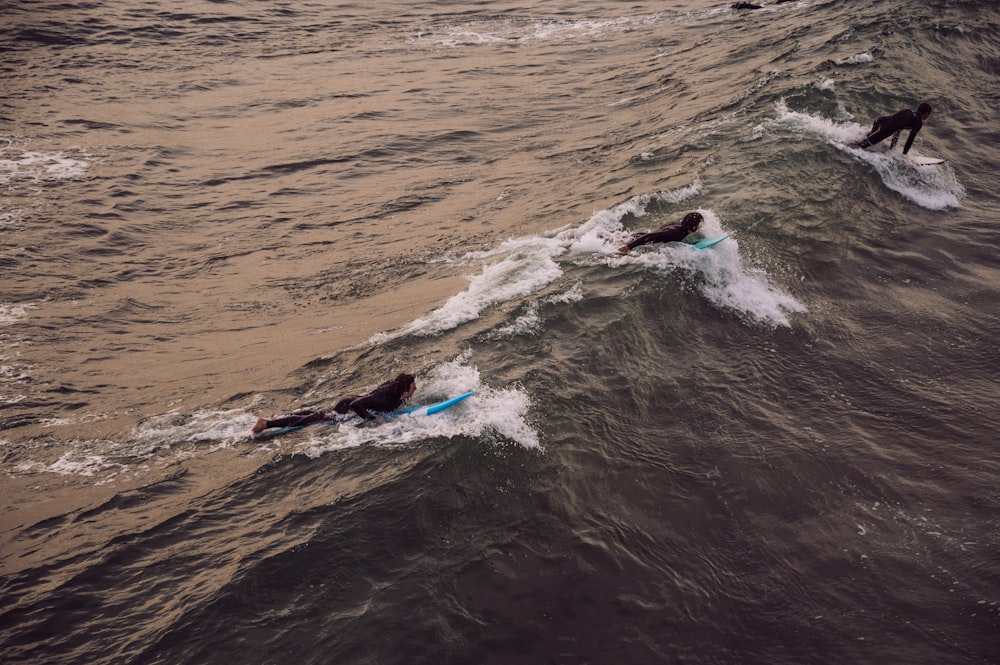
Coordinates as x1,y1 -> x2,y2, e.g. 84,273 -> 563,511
390,373 -> 417,399
917,102 -> 932,119
681,211 -> 703,231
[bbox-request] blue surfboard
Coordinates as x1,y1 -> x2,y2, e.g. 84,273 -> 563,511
691,234 -> 729,249
253,391 -> 475,439
398,391 -> 475,416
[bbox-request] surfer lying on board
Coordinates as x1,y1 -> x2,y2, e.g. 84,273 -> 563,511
856,103 -> 932,155
251,373 -> 416,434
617,211 -> 704,255
731,0 -> 796,8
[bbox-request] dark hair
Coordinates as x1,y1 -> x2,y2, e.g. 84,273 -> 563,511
383,373 -> 416,399
682,211 -> 703,230
917,102 -> 932,115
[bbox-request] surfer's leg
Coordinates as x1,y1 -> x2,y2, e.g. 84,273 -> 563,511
859,126 -> 892,148
858,117 -> 890,148
858,124 -> 877,147
262,410 -> 325,429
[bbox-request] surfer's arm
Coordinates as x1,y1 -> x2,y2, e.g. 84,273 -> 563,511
902,127 -> 919,154
349,394 -> 397,420
620,229 -> 682,253
620,233 -> 651,254
351,403 -> 375,420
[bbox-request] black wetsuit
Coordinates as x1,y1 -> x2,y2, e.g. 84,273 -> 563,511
262,383 -> 409,429
333,388 -> 408,420
859,109 -> 924,154
624,222 -> 698,252
262,409 -> 332,430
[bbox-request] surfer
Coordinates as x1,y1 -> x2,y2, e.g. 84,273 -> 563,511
731,0 -> 796,8
856,103 -> 932,155
251,372 -> 416,434
617,211 -> 704,255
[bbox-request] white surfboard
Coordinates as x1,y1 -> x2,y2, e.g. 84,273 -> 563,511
905,154 -> 945,166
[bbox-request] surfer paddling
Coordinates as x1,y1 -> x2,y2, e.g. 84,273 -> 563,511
617,212 -> 704,255
856,103 -> 932,155
251,373 -> 416,434
731,0 -> 796,8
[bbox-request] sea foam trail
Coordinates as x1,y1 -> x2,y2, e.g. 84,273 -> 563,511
371,183 -> 805,340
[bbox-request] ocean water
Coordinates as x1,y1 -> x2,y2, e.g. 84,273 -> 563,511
2,0 -> 999,663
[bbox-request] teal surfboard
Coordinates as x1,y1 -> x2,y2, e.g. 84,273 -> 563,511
394,391 -> 474,416
692,234 -> 729,249
254,391 -> 475,439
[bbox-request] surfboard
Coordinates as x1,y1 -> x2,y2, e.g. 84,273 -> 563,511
851,139 -> 944,166
905,154 -> 945,166
692,234 -> 729,249
253,391 -> 475,439
395,391 -> 474,416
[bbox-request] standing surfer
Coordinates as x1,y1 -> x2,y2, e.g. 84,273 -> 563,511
856,103 -> 933,155
251,373 -> 416,434
617,212 -> 704,255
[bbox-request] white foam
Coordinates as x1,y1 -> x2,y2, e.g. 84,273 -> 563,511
0,305 -> 35,390
0,149 -> 90,185
773,101 -> 964,210
481,282 -> 585,341
13,440 -> 126,479
543,281 -> 584,305
410,16 -> 657,48
0,303 -> 34,325
845,147 -> 963,209
371,240 -> 565,343
773,101 -> 861,145
834,52 -> 874,66
484,301 -> 542,339
47,451 -> 114,477
132,408 -> 255,450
